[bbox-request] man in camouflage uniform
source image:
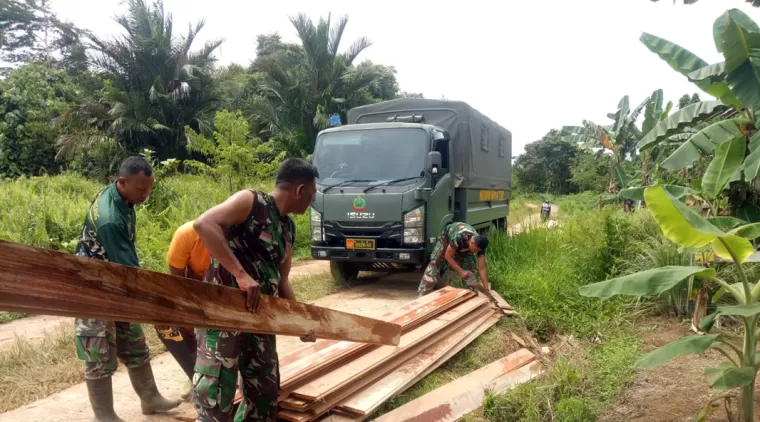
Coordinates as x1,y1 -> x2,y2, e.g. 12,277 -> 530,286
417,222 -> 491,296
192,158 -> 319,422
74,157 -> 181,422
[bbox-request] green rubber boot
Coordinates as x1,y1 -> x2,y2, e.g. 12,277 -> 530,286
127,364 -> 182,414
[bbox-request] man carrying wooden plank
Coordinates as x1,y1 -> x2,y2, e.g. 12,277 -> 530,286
74,157 -> 181,422
159,220 -> 211,399
193,158 -> 319,422
417,222 -> 490,297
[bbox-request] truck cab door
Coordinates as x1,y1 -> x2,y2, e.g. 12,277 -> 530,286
425,137 -> 454,254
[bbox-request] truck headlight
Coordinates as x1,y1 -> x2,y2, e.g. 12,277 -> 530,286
404,228 -> 423,244
403,206 -> 424,244
310,209 -> 323,242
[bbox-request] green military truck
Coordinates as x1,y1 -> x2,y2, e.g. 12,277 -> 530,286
309,98 -> 511,282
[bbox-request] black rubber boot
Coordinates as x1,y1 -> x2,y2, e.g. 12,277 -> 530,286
85,378 -> 126,422
127,364 -> 182,415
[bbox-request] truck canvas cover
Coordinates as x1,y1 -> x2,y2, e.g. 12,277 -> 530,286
347,99 -> 511,191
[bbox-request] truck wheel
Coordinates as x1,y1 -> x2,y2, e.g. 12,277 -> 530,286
330,261 -> 359,284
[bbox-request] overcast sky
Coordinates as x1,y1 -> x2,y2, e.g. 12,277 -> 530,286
49,0 -> 760,156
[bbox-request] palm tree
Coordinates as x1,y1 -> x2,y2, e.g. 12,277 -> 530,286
251,14 -> 381,154
57,0 -> 223,160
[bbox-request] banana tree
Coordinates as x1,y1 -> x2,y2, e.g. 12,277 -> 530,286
562,95 -> 648,191
581,184 -> 760,421
637,10 -> 760,218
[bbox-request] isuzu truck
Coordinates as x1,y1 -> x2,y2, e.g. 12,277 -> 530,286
309,99 -> 511,282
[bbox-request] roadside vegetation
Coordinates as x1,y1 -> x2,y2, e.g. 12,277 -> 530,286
372,197 -> 648,421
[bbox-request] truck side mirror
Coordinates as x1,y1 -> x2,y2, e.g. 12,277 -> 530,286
427,151 -> 442,175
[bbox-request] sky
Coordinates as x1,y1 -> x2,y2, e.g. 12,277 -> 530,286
48,0 -> 760,156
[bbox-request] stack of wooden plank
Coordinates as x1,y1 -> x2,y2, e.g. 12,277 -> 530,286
253,287 -> 506,422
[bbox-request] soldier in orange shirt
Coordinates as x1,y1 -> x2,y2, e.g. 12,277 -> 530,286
162,220 -> 211,399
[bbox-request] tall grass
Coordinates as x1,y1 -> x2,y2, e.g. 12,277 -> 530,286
0,173 -> 312,272
477,209 -> 650,421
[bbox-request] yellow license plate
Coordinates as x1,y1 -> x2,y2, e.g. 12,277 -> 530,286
346,239 -> 375,250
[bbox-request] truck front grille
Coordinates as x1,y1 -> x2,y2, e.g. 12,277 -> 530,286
323,221 -> 404,248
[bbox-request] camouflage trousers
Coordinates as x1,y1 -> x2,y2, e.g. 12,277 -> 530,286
74,318 -> 150,380
417,234 -> 477,296
193,328 -> 279,422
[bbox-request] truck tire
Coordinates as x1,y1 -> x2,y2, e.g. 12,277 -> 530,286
330,261 -> 359,284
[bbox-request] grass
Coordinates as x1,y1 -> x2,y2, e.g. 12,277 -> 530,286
0,322 -> 166,413
372,196 -> 653,420
0,273 -> 338,413
0,173 -> 313,271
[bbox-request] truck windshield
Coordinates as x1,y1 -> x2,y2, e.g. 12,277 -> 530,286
314,128 -> 427,185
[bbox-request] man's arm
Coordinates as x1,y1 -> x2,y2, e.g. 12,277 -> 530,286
167,226 -> 192,278
98,222 -> 139,267
477,254 -> 490,290
194,190 -> 261,311
279,243 -> 295,301
279,243 -> 315,342
444,245 -> 470,278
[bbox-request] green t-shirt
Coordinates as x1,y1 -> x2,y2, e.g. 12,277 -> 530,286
75,183 -> 139,267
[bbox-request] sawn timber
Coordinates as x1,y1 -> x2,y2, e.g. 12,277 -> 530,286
0,240 -> 401,346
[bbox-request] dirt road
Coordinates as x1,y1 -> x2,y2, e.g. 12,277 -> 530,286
0,271 -> 418,422
508,203 -> 559,235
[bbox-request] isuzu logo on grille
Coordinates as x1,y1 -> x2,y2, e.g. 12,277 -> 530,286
348,196 -> 375,219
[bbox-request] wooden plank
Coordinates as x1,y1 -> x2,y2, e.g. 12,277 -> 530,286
279,288 -> 473,389
489,289 -> 513,310
321,314 -> 503,422
284,305 -> 494,422
307,306 -> 493,413
291,296 -> 490,401
235,289 -> 477,408
337,311 -> 499,416
0,240 -> 401,346
280,287 -> 471,365
373,355 -> 541,422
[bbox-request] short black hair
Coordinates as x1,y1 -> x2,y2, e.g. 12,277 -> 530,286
276,158 -> 319,187
474,235 -> 489,252
119,156 -> 153,177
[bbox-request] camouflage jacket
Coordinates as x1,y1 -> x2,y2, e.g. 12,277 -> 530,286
75,183 -> 139,267
445,222 -> 483,257
209,190 -> 295,297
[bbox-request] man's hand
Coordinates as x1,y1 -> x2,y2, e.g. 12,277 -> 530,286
300,329 -> 316,343
236,272 -> 261,312
460,270 -> 474,281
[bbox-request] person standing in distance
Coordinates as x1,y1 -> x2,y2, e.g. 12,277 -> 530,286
192,158 -> 319,422
74,156 -> 181,422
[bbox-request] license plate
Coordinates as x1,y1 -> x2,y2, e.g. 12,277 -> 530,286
346,239 -> 375,250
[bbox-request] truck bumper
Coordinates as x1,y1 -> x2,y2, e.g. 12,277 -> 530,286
311,246 -> 426,264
